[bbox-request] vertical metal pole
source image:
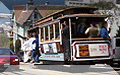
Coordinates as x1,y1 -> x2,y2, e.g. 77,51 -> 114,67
39,28 -> 41,43
39,28 -> 41,51
48,26 -> 50,41
53,24 -> 56,40
69,18 -> 72,61
59,21 -> 62,45
43,27 -> 45,41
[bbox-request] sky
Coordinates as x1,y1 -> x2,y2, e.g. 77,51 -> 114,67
0,1 -> 10,14
0,1 -> 10,25
1,0 -> 65,10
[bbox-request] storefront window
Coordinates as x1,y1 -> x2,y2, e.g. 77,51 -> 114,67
55,23 -> 60,39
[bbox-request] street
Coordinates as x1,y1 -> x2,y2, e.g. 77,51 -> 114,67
0,0 -> 120,75
112,64 -> 120,75
0,62 -> 119,75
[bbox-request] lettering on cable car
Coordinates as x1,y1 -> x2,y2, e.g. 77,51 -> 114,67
99,45 -> 107,51
99,44 -> 108,54
90,48 -> 97,52
79,45 -> 89,56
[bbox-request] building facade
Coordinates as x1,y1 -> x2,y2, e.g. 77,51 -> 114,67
12,0 -> 68,52
12,1 -> 42,51
65,0 -> 116,6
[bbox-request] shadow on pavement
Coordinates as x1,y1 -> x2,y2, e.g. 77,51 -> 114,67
0,65 -> 24,73
111,64 -> 120,74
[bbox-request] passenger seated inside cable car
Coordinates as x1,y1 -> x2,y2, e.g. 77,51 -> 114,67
85,22 -> 99,38
71,17 -> 105,40
76,18 -> 88,38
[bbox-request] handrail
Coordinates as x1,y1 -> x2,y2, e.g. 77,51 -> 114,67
72,38 -> 104,41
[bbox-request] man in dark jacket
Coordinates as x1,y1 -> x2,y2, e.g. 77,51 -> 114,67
32,34 -> 40,63
62,21 -> 70,62
77,18 -> 88,38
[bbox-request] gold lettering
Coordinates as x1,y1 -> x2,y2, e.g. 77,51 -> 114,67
79,51 -> 89,56
79,45 -> 88,50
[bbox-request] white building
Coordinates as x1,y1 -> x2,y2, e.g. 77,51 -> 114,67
65,0 -> 116,6
12,2 -> 42,52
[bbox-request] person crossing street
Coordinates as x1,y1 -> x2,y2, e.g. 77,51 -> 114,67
21,37 -> 31,63
32,34 -> 40,63
28,34 -> 36,63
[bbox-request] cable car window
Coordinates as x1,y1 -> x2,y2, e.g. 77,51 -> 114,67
50,25 -> 54,40
45,26 -> 49,40
116,39 -> 120,47
55,23 -> 60,39
41,28 -> 44,41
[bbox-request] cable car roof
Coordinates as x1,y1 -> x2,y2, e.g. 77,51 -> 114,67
58,14 -> 109,19
35,6 -> 98,23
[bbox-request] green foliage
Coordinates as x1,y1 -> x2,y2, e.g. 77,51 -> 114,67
92,1 -> 117,10
94,10 -> 101,14
0,33 -> 9,47
15,39 -> 21,53
10,40 -> 14,52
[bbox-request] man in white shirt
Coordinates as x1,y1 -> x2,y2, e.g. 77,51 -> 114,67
21,37 -> 30,63
28,34 -> 36,63
21,34 -> 36,63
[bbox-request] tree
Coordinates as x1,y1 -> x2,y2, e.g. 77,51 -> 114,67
0,33 -> 9,47
10,40 -> 14,52
15,39 -> 21,53
92,1 -> 120,38
92,1 -> 117,10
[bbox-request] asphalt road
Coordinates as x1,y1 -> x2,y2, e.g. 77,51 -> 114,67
0,62 -> 119,75
111,64 -> 120,75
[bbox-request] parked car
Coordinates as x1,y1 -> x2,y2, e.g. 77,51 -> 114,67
111,37 -> 120,65
0,47 -> 19,71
